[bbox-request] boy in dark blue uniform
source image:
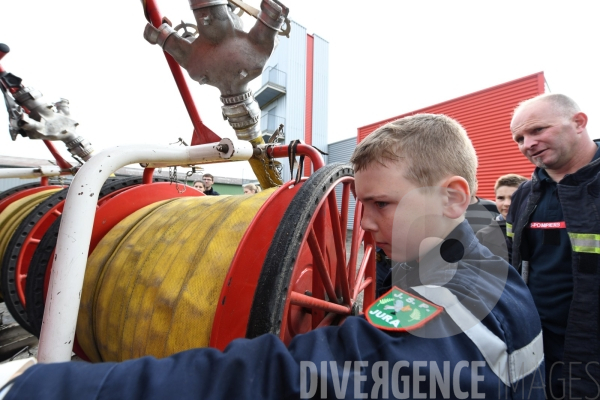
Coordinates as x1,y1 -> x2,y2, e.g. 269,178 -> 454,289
0,114 -> 545,399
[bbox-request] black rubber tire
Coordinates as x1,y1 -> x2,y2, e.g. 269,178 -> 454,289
25,175 -> 169,337
0,182 -> 42,201
1,187 -> 70,333
246,163 -> 354,339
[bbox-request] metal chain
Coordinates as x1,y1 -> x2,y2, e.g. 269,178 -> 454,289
259,146 -> 282,187
168,165 -> 186,193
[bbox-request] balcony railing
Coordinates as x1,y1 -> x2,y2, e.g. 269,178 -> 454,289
261,66 -> 286,89
260,112 -> 285,136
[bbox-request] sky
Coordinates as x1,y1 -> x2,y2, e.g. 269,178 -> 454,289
1,1 -> 599,180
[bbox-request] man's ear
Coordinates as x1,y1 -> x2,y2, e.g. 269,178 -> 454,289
573,112 -> 588,132
441,176 -> 470,219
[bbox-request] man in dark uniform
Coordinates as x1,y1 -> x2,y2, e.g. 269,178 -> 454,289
507,93 -> 600,399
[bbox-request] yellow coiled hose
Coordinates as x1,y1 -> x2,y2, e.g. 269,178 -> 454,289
77,189 -> 275,362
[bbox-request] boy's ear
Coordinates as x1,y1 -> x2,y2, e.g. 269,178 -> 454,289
441,176 -> 470,219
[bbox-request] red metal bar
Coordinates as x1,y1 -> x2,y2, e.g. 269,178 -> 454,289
40,177 -> 49,186
307,229 -> 338,303
354,278 -> 373,301
340,182 -> 350,244
289,291 -> 351,315
142,168 -> 155,184
143,0 -> 220,145
0,43 -> 8,73
353,244 -> 374,299
348,203 -> 365,291
326,190 -> 351,305
267,144 -> 325,171
316,312 -> 337,329
43,141 -> 73,169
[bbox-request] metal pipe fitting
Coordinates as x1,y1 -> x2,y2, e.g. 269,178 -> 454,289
188,0 -> 228,10
144,23 -> 177,47
220,91 -> 261,141
258,0 -> 285,30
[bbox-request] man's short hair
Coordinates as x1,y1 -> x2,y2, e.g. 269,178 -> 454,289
350,113 -> 478,195
494,174 -> 528,191
513,93 -> 581,119
202,174 -> 214,181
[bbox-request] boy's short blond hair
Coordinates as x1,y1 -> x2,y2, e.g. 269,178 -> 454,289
494,174 -> 528,191
350,113 -> 477,194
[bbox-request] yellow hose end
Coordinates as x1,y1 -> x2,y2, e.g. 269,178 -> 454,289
248,136 -> 283,190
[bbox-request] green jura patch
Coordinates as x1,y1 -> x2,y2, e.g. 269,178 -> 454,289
365,287 -> 443,331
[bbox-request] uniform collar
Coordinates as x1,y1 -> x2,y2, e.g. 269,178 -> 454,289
535,143 -> 600,185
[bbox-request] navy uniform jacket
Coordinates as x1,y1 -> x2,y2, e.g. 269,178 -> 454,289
507,157 -> 600,398
5,221 -> 544,399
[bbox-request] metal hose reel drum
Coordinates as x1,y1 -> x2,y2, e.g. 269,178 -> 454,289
77,191 -> 275,361
73,163 -> 375,362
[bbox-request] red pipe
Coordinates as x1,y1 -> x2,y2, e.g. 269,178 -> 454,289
0,43 -> 9,73
142,168 -> 155,184
43,141 -> 73,170
267,144 -> 325,171
289,291 -> 351,315
143,0 -> 220,145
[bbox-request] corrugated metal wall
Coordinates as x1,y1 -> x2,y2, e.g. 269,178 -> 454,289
311,34 -> 329,166
0,177 -> 40,193
328,137 -> 357,230
357,72 -> 545,200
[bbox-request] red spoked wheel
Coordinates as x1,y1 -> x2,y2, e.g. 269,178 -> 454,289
246,162 -> 376,343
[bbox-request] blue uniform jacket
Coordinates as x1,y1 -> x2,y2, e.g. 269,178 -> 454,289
507,161 -> 600,399
6,221 -> 544,399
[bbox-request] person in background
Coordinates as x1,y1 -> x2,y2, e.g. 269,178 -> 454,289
242,183 -> 261,194
508,93 -> 600,399
475,173 -> 528,261
193,180 -> 205,193
465,180 -> 500,233
493,174 -> 528,221
202,174 -> 220,196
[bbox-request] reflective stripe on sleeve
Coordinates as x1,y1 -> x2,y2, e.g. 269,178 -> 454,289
412,285 -> 544,387
506,223 -> 513,238
568,232 -> 600,254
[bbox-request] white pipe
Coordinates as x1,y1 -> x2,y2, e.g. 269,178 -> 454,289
0,166 -> 68,179
37,138 -> 253,363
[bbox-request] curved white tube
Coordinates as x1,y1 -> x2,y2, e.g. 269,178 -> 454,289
37,139 -> 252,363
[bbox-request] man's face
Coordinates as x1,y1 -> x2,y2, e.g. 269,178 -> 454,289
511,100 -> 579,171
495,185 -> 518,219
203,176 -> 213,189
355,161 -> 445,262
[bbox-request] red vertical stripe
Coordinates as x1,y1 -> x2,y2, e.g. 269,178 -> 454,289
304,34 -> 314,175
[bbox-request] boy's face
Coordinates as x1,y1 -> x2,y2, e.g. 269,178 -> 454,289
495,185 -> 518,219
355,161 -> 447,262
